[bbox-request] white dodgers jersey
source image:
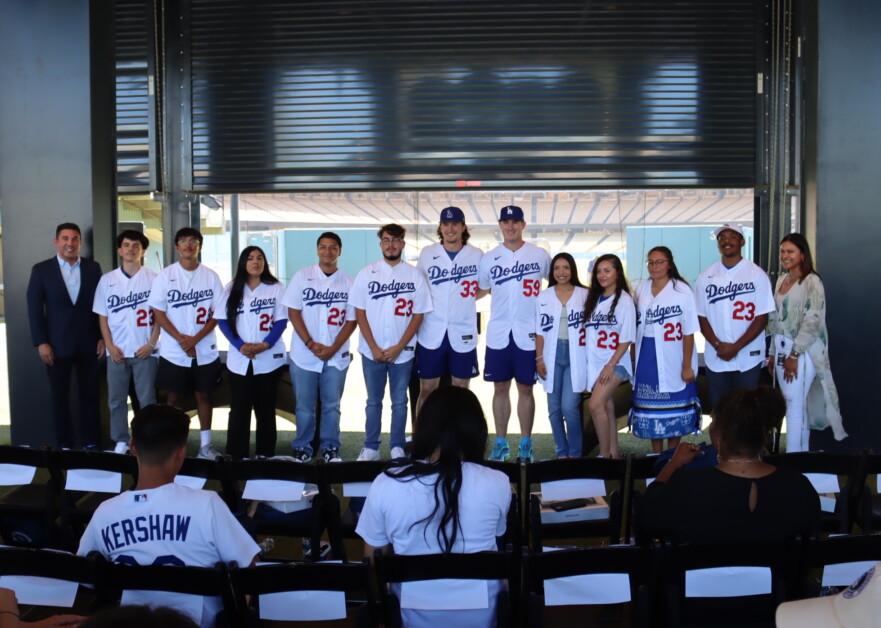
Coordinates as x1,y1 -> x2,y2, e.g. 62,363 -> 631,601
93,267 -> 158,357
417,242 -> 483,352
283,265 -> 355,373
215,281 -> 288,376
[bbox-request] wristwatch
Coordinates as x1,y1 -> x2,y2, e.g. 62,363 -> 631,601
788,347 -> 802,358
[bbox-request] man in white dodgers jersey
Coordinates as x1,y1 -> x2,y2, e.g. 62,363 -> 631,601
415,207 -> 482,412
93,230 -> 160,454
349,224 -> 432,461
695,223 -> 774,408
147,227 -> 225,460
478,205 -> 551,463
78,404 -> 259,628
284,232 -> 357,463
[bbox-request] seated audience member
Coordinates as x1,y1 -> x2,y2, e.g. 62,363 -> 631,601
77,405 -> 260,628
643,386 -> 819,544
356,386 -> 511,627
777,562 -> 880,628
0,588 -> 83,628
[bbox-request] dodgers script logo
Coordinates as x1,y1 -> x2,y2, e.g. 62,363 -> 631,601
644,304 -> 682,326
585,309 -> 615,330
540,309 -> 582,333
540,313 -> 554,333
107,290 -> 150,314
168,288 -> 214,309
235,296 -> 277,316
490,261 -> 542,285
368,280 -> 415,300
705,281 -> 756,304
426,263 -> 478,286
302,287 -> 348,308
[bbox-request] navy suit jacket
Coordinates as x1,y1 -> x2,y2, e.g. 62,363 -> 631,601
27,256 -> 103,359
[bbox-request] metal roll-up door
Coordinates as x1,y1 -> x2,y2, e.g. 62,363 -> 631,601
115,0 -> 154,192
188,0 -> 759,191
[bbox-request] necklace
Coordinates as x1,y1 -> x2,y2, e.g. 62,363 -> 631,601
719,457 -> 760,464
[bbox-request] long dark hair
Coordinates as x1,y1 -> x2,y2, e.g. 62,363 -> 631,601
583,254 -> 631,323
386,386 -> 488,553
547,252 -> 585,288
780,233 -> 820,283
648,245 -> 689,288
226,246 -> 278,338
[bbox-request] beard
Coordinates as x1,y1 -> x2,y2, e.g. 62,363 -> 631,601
383,252 -> 402,262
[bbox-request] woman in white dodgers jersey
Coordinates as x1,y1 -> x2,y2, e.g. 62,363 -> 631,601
215,246 -> 287,459
630,246 -> 701,454
582,254 -> 636,459
535,252 -> 588,458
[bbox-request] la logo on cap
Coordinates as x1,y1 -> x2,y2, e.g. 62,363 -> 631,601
507,208 -> 513,215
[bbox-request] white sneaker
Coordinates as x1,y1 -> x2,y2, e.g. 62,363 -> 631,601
390,447 -> 407,460
357,447 -> 380,461
198,444 -> 222,460
114,441 -> 130,455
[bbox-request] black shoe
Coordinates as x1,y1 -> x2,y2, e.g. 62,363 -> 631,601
322,448 -> 342,463
291,448 -> 311,463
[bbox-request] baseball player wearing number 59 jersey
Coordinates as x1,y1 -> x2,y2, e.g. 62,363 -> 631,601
284,232 -> 357,463
92,230 -> 160,454
696,224 -> 774,408
350,224 -> 431,461
479,205 -> 551,463
147,227 -> 225,460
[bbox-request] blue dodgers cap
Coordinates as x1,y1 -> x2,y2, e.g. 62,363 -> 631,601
440,206 -> 465,223
499,205 -> 524,221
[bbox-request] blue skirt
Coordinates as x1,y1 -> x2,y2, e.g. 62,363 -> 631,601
629,337 -> 701,439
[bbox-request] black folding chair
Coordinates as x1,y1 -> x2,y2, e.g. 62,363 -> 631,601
175,455 -> 235,509
50,449 -> 139,549
0,445 -> 63,548
524,545 -> 652,628
663,539 -> 802,628
764,452 -> 862,533
321,460 -> 390,561
525,457 -> 627,549
223,458 -> 327,560
374,550 -> 515,628
800,533 -> 881,597
0,547 -> 103,620
228,560 -> 377,626
99,557 -> 236,627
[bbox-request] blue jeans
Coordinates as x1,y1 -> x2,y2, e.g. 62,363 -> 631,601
547,340 -> 583,457
290,361 -> 349,455
706,364 -> 763,411
362,357 -> 413,451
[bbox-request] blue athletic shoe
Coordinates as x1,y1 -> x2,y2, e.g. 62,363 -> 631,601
517,437 -> 534,463
489,438 -> 510,462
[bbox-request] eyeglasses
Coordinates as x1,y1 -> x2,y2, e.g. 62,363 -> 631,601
380,237 -> 404,244
176,239 -> 200,246
646,259 -> 668,267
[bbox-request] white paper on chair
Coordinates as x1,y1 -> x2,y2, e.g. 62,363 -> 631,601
0,575 -> 78,607
342,482 -> 372,497
803,473 -> 839,494
400,579 -> 488,610
242,479 -> 304,501
685,566 -> 771,597
822,561 -> 878,587
174,475 -> 208,490
260,589 -> 346,620
121,590 -> 202,626
545,573 -> 631,605
65,468 -> 121,493
541,478 -> 606,501
0,464 -> 37,486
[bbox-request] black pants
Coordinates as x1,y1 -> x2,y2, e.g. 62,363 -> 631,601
226,364 -> 282,459
46,351 -> 101,448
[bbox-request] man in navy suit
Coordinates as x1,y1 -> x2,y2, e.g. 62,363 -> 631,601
27,223 -> 104,448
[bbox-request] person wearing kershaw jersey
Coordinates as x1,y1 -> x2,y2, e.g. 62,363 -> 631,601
478,205 -> 551,463
148,227 -> 225,460
582,254 -> 636,459
695,224 -> 775,408
535,253 -> 588,459
214,246 -> 287,460
415,207 -> 482,413
630,246 -> 701,454
284,232 -> 357,463
93,230 -> 160,455
78,404 -> 259,628
350,224 -> 431,461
